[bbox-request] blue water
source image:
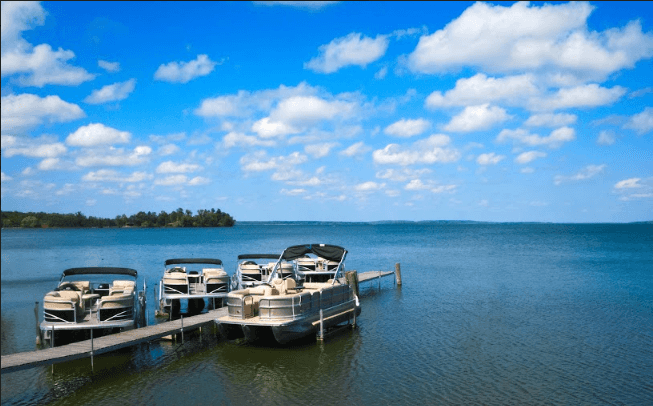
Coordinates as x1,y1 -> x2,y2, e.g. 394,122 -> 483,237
2,223 -> 652,405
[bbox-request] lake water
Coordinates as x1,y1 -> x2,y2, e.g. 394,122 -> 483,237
2,223 -> 652,405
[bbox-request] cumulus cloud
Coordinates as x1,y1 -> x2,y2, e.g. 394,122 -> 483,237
530,84 -> 625,111
84,79 -> 136,104
156,161 -> 201,173
404,179 -> 457,193
239,151 -> 307,173
305,143 -> 338,158
554,164 -> 606,185
407,2 -> 653,82
305,32 -> 388,73
340,141 -> 371,157
355,181 -> 385,192
384,118 -> 430,137
66,123 -> 131,147
376,168 -> 432,182
443,104 -> 510,132
154,175 -> 209,186
1,2 -> 95,87
524,113 -> 577,127
623,107 -> 653,135
476,152 -> 505,165
75,146 -> 151,167
1,172 -> 12,182
270,95 -> 356,126
497,126 -> 575,149
614,178 -> 642,189
515,150 -> 547,164
222,132 -> 276,149
1,135 -> 67,158
98,60 -> 120,72
252,117 -> 300,138
154,54 -> 217,83
426,74 -> 538,108
1,93 -> 85,133
373,134 -> 460,166
82,169 -> 152,183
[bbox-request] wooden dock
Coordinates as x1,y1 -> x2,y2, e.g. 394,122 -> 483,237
1,308 -> 227,374
357,270 -> 395,284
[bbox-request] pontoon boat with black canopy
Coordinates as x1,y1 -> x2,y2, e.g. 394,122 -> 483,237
232,254 -> 293,290
40,267 -> 143,346
159,258 -> 230,316
217,244 -> 361,344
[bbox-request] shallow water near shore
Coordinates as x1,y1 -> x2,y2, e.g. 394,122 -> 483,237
2,223 -> 652,405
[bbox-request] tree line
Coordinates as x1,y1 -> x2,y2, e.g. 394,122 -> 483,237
1,208 -> 236,228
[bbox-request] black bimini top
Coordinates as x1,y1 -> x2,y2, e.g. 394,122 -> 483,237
237,254 -> 280,261
280,244 -> 347,263
62,267 -> 137,278
165,258 -> 223,266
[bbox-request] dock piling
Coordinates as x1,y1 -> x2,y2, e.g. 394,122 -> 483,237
181,315 -> 184,343
318,309 -> 324,341
395,263 -> 402,286
34,302 -> 41,347
90,329 -> 94,372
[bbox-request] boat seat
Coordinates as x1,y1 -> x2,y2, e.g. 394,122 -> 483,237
167,266 -> 186,273
110,281 -> 135,295
66,281 -> 90,294
44,290 -> 82,309
203,268 -> 228,281
271,278 -> 296,295
100,292 -> 133,308
163,273 -> 188,282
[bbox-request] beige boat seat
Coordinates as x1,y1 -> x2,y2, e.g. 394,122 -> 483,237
296,257 -> 317,271
62,281 -> 90,294
271,277 -> 296,295
203,268 -> 228,281
100,293 -> 133,308
110,280 -> 135,295
240,263 -> 261,280
44,290 -> 83,310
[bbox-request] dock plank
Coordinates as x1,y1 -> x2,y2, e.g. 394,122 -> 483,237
1,308 -> 227,374
357,270 -> 395,283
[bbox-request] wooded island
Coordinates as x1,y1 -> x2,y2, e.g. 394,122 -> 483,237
1,208 -> 235,228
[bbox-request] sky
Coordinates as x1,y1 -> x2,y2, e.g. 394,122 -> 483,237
1,1 -> 652,223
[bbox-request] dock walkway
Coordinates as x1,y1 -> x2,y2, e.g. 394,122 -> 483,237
357,270 -> 395,284
1,308 -> 227,374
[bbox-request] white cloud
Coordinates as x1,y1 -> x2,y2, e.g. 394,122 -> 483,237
515,151 -> 547,164
374,66 -> 388,79
240,151 -> 307,173
614,178 -> 642,189
426,73 -> 538,108
1,93 -> 85,133
154,54 -> 217,83
443,104 -> 510,132
404,179 -> 456,194
159,144 -> 180,156
156,161 -> 201,173
355,181 -> 385,192
252,117 -> 300,138
154,175 -> 188,186
524,113 -> 577,127
82,169 -> 152,183
407,2 -> 653,82
1,2 -> 95,87
84,79 -> 136,104
476,152 -> 505,165
305,32 -> 388,73
597,130 -> 616,146
384,118 -> 430,137
340,141 -> 371,158
188,176 -> 210,186
2,140 -> 67,158
222,131 -> 276,149
530,84 -> 625,111
305,143 -> 338,158
554,164 -> 606,185
66,123 -> 131,147
376,168 -> 432,182
1,172 -> 13,182
497,126 -> 575,149
280,188 -> 307,196
624,107 -> 653,135
373,134 -> 460,166
270,95 -> 356,126
75,146 -> 152,167
98,60 -> 120,72
37,158 -> 68,171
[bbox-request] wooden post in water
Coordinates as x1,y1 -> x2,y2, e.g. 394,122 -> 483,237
318,309 -> 324,341
395,263 -> 402,286
180,314 -> 184,343
34,301 -> 41,347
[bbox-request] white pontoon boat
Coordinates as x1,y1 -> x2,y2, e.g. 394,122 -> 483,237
217,244 -> 361,344
159,258 -> 230,315
40,267 -> 142,346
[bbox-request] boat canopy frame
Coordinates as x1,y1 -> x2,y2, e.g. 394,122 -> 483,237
267,244 -> 347,285
237,254 -> 280,261
164,258 -> 223,266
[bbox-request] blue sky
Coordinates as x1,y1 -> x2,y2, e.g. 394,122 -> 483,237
1,1 -> 652,222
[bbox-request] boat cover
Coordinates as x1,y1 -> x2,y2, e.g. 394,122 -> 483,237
62,267 -> 138,278
164,258 -> 223,266
280,244 -> 347,263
